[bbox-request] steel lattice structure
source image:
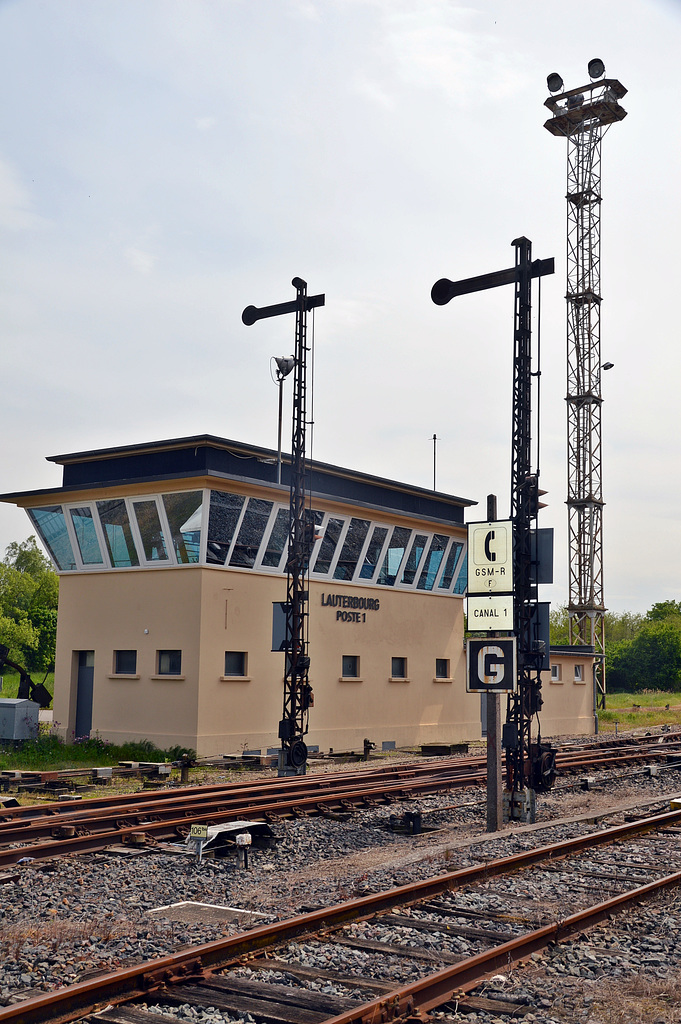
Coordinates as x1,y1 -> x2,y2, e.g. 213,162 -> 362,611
242,277 -> 325,776
544,73 -> 627,710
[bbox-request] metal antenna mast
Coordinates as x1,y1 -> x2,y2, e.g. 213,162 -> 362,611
544,61 -> 627,710
242,277 -> 325,776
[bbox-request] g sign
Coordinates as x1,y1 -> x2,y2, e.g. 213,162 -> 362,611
467,638 -> 516,693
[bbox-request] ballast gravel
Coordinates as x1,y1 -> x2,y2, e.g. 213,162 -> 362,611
0,751 -> 681,1022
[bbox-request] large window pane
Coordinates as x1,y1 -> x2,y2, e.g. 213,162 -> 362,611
453,551 -> 468,594
70,507 -> 104,565
163,492 -> 202,564
313,517 -> 344,575
358,526 -> 388,580
438,541 -> 464,590
230,498 -> 273,567
28,506 -> 77,571
377,527 -> 411,586
400,533 -> 428,585
132,501 -> 168,562
96,500 -> 139,568
333,518 -> 370,581
261,507 -> 289,568
207,491 -> 244,564
417,534 -> 449,591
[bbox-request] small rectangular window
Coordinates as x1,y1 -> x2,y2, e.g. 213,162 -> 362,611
114,650 -> 137,675
157,650 -> 182,675
225,651 -> 247,676
551,664 -> 562,682
435,658 -> 449,679
391,656 -> 407,679
342,655 -> 359,678
574,664 -> 584,682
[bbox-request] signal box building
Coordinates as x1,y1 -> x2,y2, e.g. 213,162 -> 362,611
0,435 -> 595,755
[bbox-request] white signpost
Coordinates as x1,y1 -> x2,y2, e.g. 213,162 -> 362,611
467,594 -> 514,630
467,520 -> 514,594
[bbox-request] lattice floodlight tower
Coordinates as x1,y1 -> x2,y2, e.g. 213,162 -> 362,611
544,61 -> 627,710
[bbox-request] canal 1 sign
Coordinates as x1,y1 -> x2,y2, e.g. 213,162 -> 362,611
467,593 -> 514,630
467,638 -> 517,693
467,520 -> 514,594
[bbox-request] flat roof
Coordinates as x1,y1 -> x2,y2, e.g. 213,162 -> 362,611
0,434 -> 476,526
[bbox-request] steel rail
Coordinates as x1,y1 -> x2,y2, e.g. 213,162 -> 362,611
0,770 -> 486,848
0,756 -> 486,822
0,771 -> 487,867
323,868 -> 681,1024
3,739 -> 676,830
3,733 -> 679,826
2,806 -> 681,1024
5,730 -> 680,817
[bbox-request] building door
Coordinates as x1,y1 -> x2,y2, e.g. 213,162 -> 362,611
75,651 -> 94,738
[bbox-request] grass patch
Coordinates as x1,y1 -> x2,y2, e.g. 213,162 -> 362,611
599,690 -> 681,732
0,733 -> 194,771
0,668 -> 54,700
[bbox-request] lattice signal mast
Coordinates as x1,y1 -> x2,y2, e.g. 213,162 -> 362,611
544,60 -> 627,709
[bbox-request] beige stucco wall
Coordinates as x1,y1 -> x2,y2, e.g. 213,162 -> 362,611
539,654 -> 596,737
53,569 -> 202,749
53,561 -> 595,755
53,563 -> 483,755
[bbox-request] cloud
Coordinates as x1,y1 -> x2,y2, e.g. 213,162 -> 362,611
125,247 -> 157,274
0,157 -> 44,231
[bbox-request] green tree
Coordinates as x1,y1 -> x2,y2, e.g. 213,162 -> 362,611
0,615 -> 39,666
604,609 -> 644,643
607,622 -> 681,693
646,600 -> 681,625
0,537 -> 58,671
549,604 -> 570,645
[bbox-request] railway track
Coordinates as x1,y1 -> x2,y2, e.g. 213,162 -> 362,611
2,802 -> 681,1024
2,736 -> 681,868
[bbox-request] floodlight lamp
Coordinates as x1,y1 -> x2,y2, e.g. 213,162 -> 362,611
547,72 -> 564,93
602,361 -> 614,371
275,355 -> 295,378
588,58 -> 606,80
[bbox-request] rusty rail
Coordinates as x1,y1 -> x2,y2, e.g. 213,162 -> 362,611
2,806 -> 681,1024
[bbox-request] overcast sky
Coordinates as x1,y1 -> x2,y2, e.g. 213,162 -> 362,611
0,0 -> 678,615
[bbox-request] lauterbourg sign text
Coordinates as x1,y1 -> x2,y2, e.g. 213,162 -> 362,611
321,593 -> 380,623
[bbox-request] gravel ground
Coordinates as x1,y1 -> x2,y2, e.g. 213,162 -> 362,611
1,748 -> 681,1022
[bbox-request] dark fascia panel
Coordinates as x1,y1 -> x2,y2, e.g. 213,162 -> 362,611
550,645 -> 596,655
39,434 -> 475,525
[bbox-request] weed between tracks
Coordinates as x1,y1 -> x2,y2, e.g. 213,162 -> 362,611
0,917 -> 128,957
589,975 -> 681,1022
